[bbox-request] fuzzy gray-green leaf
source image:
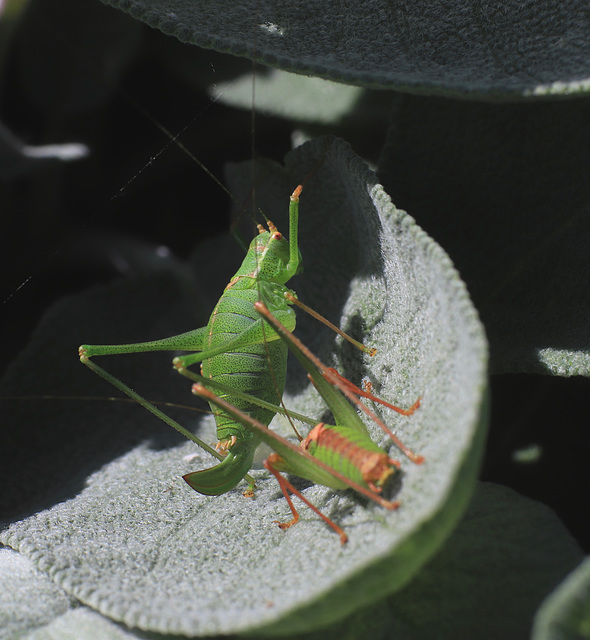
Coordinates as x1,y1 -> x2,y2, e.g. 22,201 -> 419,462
0,548 -> 72,639
0,138 -> 486,636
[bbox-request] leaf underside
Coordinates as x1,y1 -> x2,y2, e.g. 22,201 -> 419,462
103,0 -> 590,97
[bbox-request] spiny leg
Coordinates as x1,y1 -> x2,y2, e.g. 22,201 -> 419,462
284,292 -> 377,357
264,454 -> 348,545
324,367 -> 421,416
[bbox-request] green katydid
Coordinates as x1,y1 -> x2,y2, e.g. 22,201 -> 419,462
189,300 -> 423,544
79,183 -> 375,495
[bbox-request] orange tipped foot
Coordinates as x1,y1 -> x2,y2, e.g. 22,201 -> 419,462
273,515 -> 298,531
405,397 -> 422,416
290,184 -> 303,201
265,456 -> 349,544
408,452 -> 425,465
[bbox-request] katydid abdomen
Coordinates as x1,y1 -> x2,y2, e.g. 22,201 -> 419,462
202,287 -> 290,443
188,287 -> 291,495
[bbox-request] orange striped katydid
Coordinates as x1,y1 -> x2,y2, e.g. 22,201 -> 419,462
78,182 -> 375,496
189,300 -> 422,544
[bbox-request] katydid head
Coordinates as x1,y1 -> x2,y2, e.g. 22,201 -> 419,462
236,183 -> 303,285
238,223 -> 302,285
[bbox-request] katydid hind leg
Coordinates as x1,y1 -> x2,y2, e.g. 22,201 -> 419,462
80,355 -> 224,463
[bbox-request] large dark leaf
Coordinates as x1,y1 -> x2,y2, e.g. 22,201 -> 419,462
103,0 -> 590,97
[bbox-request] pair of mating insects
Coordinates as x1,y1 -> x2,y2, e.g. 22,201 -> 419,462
79,184 -> 423,544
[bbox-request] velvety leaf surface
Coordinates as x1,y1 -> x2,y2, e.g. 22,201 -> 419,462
379,95 -> 590,376
0,548 -> 141,640
0,548 -> 72,640
0,138 -> 487,636
2,484 -> 582,640
25,609 -> 146,640
102,0 -> 590,97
